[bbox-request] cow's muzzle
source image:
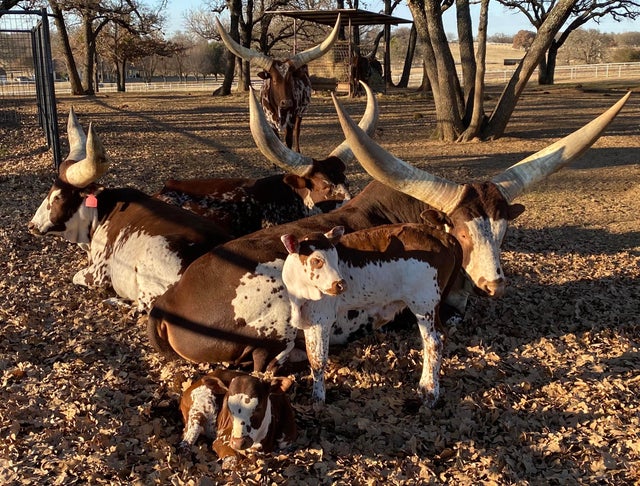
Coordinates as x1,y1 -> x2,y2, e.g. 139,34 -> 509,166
476,277 -> 506,298
279,99 -> 293,109
27,222 -> 44,236
325,279 -> 346,296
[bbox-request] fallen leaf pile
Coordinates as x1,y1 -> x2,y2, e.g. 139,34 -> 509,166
1,85 -> 638,485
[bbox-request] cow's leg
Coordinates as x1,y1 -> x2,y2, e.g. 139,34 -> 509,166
73,262 -> 109,288
178,385 -> 219,453
415,311 -> 443,408
303,320 -> 332,406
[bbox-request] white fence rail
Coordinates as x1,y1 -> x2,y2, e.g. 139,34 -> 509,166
394,61 -> 640,87
2,61 -> 638,97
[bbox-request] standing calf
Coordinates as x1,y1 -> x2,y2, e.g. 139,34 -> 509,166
179,369 -> 297,461
281,222 -> 462,405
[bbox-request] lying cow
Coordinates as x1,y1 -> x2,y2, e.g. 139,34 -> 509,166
281,223 -> 461,404
28,109 -> 231,311
179,369 -> 297,461
216,15 -> 341,152
155,82 -> 379,235
147,93 -> 629,405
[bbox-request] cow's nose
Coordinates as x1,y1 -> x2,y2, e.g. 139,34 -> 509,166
280,99 -> 293,109
27,221 -> 41,235
483,278 -> 505,298
230,436 -> 253,450
329,279 -> 346,295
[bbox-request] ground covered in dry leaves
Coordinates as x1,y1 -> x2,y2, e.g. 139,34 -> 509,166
1,82 -> 639,485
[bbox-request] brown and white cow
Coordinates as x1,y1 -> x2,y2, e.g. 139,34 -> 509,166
155,82 -> 379,234
179,369 -> 297,461
281,222 -> 462,404
28,109 -> 231,311
147,93 -> 629,404
215,15 -> 341,152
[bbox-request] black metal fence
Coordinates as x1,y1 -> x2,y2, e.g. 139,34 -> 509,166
0,8 -> 60,167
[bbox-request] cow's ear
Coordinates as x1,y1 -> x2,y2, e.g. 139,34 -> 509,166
202,376 -> 228,395
420,209 -> 451,231
80,183 -> 104,197
324,225 -> 344,244
283,174 -> 308,190
507,203 -> 525,221
281,234 -> 299,254
270,376 -> 294,394
257,71 -> 269,80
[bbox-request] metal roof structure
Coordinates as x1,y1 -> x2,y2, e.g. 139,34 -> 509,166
266,8 -> 412,27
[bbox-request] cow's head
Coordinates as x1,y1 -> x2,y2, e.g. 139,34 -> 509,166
333,92 -> 630,298
28,108 -> 109,248
216,15 -> 340,116
281,226 -> 346,301
218,374 -> 295,451
248,81 -> 379,211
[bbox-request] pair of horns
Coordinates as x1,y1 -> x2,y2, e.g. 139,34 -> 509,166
249,81 -> 379,174
64,107 -> 109,188
332,92 -> 631,211
216,15 -> 341,72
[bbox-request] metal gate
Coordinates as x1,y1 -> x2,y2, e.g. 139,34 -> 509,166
0,8 -> 60,167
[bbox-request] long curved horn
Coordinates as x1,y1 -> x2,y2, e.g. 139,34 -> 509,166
67,107 -> 87,162
249,86 -> 314,175
65,123 -> 109,188
332,93 -> 464,214
492,91 -> 631,202
329,81 -> 379,162
215,17 -> 273,71
290,14 -> 341,70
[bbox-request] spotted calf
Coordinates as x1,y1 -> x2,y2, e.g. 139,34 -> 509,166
179,369 -> 297,461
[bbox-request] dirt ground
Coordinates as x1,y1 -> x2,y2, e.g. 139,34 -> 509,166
1,82 -> 639,485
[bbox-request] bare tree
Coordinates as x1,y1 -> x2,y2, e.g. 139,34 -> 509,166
46,0 -> 165,95
498,0 -> 640,84
406,0 -> 578,141
559,28 -> 615,64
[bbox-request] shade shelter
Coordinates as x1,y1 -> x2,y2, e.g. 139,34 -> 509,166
265,9 -> 412,96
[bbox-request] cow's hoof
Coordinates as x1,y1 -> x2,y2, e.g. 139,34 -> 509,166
177,441 -> 191,455
311,399 -> 325,413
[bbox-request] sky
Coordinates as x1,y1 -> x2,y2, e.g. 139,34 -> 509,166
162,1 -> 640,38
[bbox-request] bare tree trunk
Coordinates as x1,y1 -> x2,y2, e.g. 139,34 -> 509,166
83,16 -> 95,95
538,39 -> 559,84
215,0 -> 241,96
456,0 -> 475,104
459,0 -> 488,141
483,0 -> 576,139
409,0 -> 464,141
49,0 -> 84,95
397,24 -> 417,89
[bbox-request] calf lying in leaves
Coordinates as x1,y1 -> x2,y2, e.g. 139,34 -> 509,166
178,369 -> 297,462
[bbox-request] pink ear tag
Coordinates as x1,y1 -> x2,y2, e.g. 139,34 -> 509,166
85,194 -> 98,208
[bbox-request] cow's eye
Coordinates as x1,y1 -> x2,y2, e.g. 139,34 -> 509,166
310,257 -> 323,269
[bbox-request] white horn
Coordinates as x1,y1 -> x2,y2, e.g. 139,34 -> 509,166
215,17 -> 273,72
492,91 -> 631,202
329,81 -> 379,163
332,93 -> 464,214
67,107 -> 87,162
290,14 -> 341,69
65,123 -> 109,188
249,86 -> 314,174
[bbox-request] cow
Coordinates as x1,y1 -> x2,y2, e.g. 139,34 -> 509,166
28,108 -> 232,312
155,82 -> 379,234
280,222 -> 462,404
147,92 -> 629,405
215,15 -> 341,152
179,369 -> 297,462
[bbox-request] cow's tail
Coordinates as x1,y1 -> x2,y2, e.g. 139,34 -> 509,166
147,307 -> 180,360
